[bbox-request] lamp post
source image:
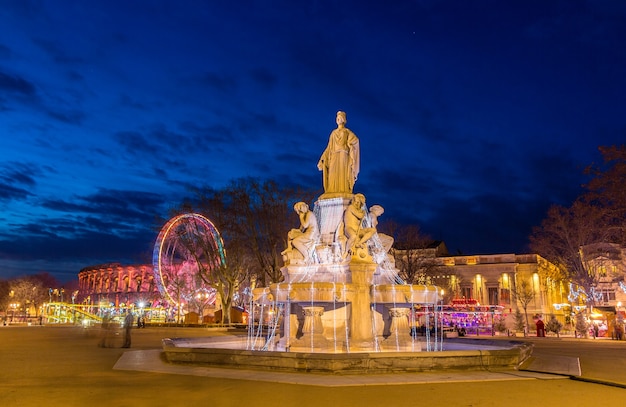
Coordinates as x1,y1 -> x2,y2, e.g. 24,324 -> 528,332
10,303 -> 19,322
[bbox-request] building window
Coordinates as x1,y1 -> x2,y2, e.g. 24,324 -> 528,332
500,289 -> 511,304
600,289 -> 616,303
488,287 -> 499,305
461,287 -> 473,300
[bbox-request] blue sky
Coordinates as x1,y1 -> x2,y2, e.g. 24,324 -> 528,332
1,0 -> 625,282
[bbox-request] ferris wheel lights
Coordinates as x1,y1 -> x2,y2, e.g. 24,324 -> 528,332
153,213 -> 225,319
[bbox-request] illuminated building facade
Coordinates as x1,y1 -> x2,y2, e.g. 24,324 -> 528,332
579,243 -> 626,308
436,253 -> 569,318
392,244 -> 571,331
77,263 -> 162,307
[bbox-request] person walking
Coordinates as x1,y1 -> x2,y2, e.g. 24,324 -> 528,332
536,318 -> 545,337
98,313 -> 111,347
122,311 -> 133,348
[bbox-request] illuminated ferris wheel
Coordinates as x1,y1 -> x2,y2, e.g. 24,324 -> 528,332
152,213 -> 226,310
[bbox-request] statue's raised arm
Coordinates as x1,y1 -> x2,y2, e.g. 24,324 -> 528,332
318,111 -> 360,198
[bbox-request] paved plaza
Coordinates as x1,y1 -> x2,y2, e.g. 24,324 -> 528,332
0,325 -> 625,407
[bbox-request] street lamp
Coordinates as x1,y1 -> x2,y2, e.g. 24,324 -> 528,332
10,303 -> 19,322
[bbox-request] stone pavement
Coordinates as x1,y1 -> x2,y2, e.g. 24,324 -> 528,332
114,348 -> 563,386
1,324 -> 625,407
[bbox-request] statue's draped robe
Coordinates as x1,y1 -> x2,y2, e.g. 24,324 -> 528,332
319,128 -> 360,194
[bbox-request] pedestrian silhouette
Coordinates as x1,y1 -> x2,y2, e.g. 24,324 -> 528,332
122,311 -> 133,348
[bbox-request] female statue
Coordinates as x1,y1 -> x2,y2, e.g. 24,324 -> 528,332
317,111 -> 360,196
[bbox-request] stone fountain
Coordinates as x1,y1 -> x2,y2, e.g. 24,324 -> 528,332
248,110 -> 441,353
162,111 -> 532,373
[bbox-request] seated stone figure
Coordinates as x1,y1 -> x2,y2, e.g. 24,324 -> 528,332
368,205 -> 394,254
342,193 -> 368,258
282,202 -> 320,264
367,205 -> 395,266
341,197 -> 393,262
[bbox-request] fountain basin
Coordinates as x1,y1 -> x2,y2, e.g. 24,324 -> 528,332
371,284 -> 440,304
270,282 -> 355,302
162,336 -> 533,374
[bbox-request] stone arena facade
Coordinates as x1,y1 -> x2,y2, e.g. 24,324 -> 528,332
77,263 -> 163,307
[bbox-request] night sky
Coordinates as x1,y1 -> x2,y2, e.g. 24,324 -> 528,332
1,1 -> 625,282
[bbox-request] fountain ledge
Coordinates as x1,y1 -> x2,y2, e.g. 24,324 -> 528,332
161,336 -> 533,374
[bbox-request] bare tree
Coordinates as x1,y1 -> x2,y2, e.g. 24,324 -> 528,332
29,273 -> 60,314
530,200 -> 617,306
511,275 -> 535,330
169,215 -> 236,325
0,279 -> 11,317
584,145 -> 626,243
161,270 -> 188,323
389,224 -> 451,288
190,178 -> 317,286
530,147 -> 626,310
9,277 -> 47,318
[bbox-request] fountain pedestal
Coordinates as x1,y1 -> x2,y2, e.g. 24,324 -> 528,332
381,307 -> 420,351
349,263 -> 377,350
291,306 -> 331,351
314,196 -> 351,244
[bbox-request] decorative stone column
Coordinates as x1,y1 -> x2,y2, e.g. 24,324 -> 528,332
382,307 -> 420,351
349,263 -> 377,350
302,306 -> 324,335
291,305 -> 330,351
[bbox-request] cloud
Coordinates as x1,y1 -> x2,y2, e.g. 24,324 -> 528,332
32,38 -> 85,65
249,68 -> 277,89
113,122 -> 234,163
422,193 -> 544,255
46,109 -> 85,124
0,43 -> 11,58
40,188 -> 165,224
178,120 -> 233,143
0,183 -> 32,202
0,187 -> 165,279
0,71 -> 36,96
0,228 -> 152,264
197,71 -> 237,94
0,162 -> 39,202
0,70 -> 87,124
0,1 -> 624,285
113,130 -> 161,156
524,151 -> 588,205
118,93 -> 148,110
0,162 -> 38,187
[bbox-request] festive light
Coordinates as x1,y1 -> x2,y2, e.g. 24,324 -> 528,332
153,213 -> 226,308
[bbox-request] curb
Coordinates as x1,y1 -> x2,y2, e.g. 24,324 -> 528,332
570,376 -> 626,389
